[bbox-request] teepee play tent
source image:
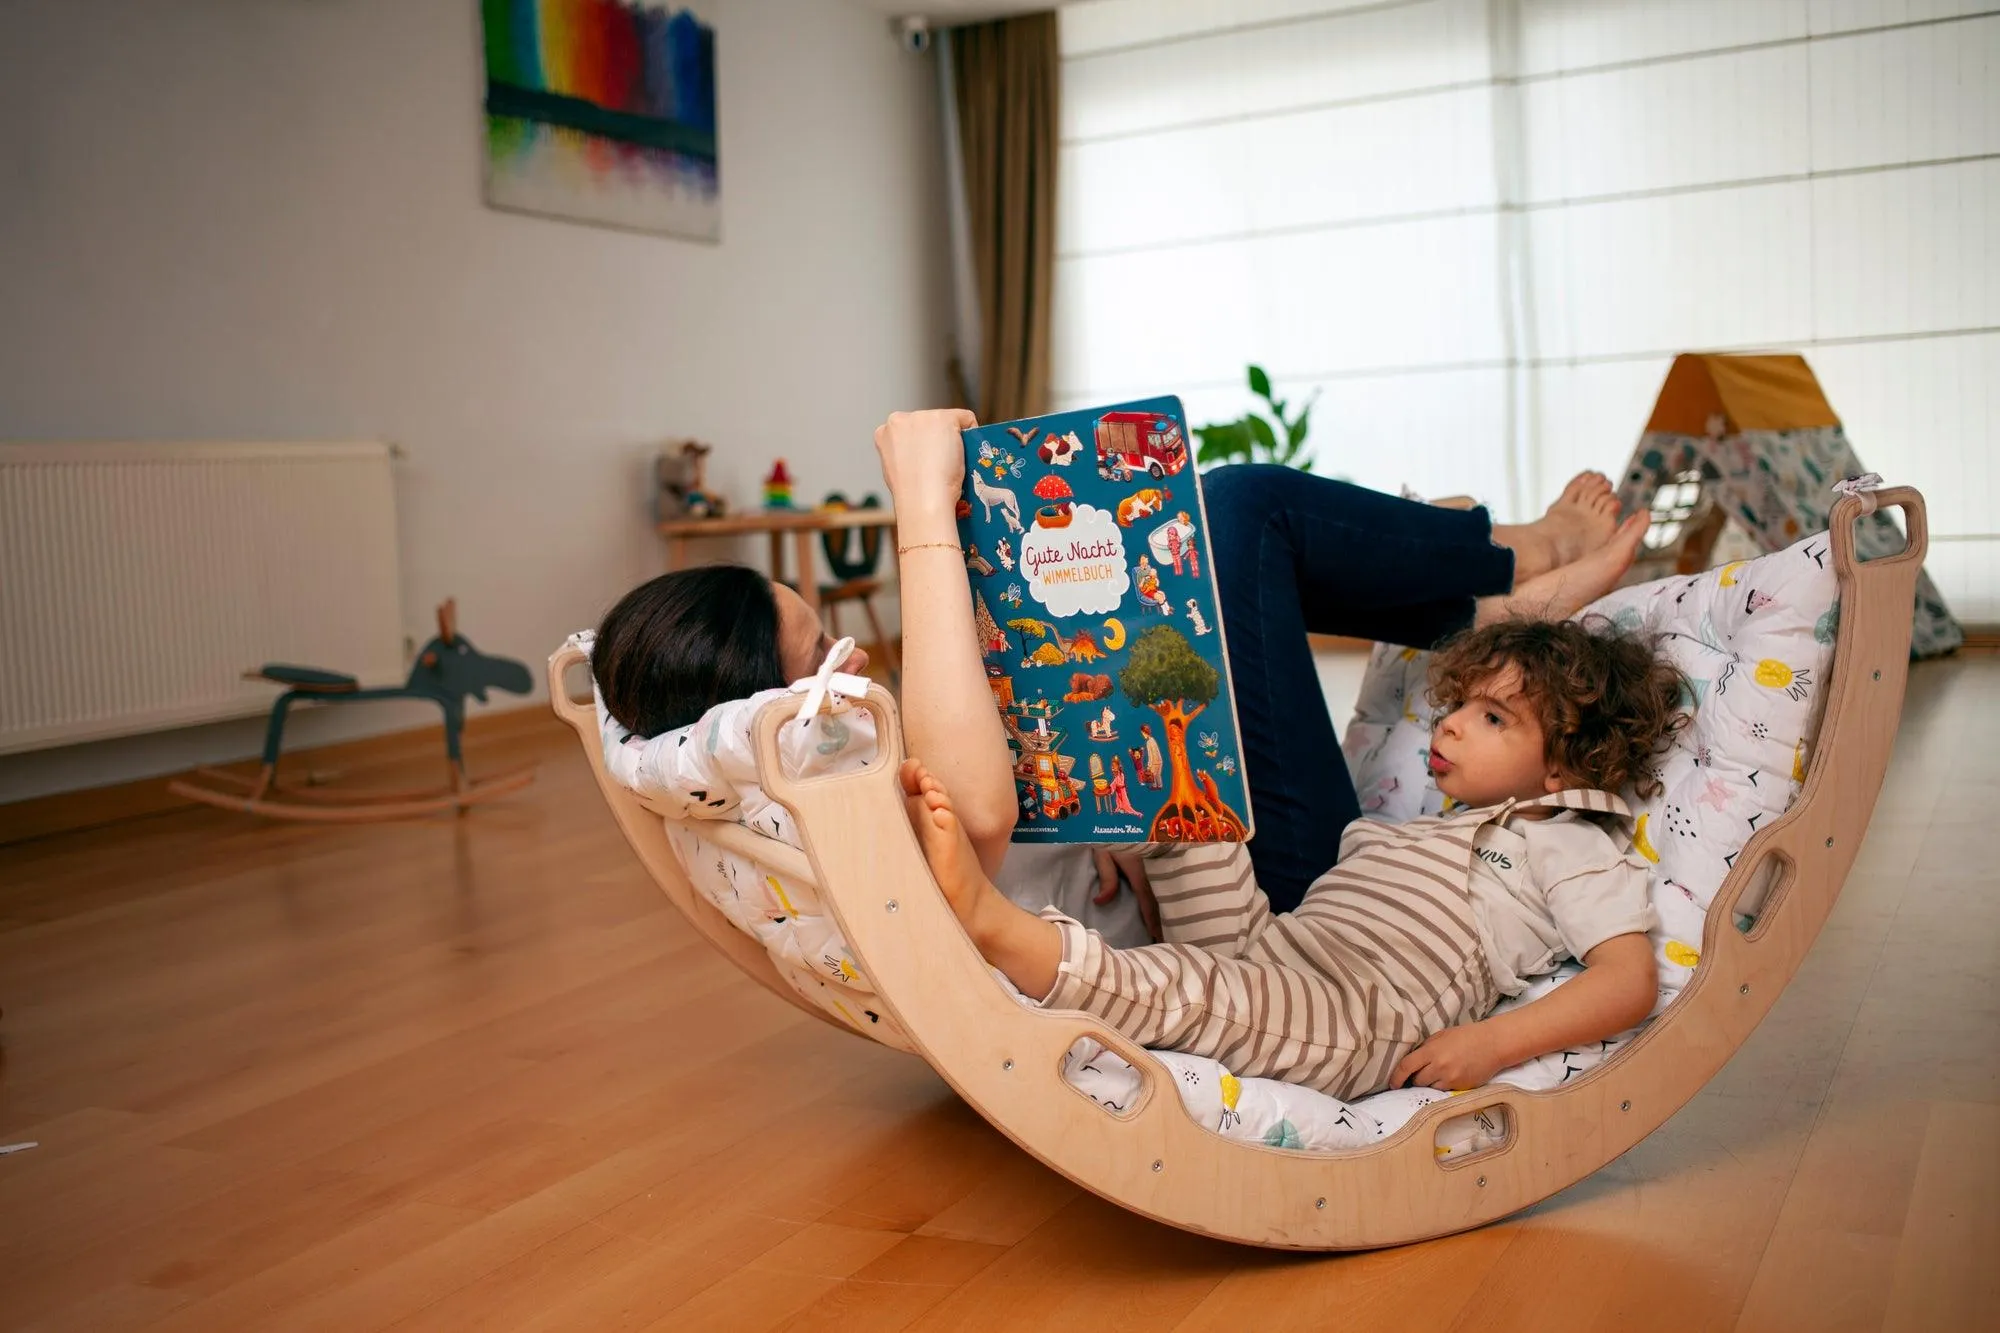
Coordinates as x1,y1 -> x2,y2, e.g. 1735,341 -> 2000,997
1616,352 -> 1962,658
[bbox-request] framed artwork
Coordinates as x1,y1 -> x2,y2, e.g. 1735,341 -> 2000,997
480,0 -> 719,241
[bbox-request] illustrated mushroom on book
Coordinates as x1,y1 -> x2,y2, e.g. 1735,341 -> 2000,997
1032,474 -> 1075,527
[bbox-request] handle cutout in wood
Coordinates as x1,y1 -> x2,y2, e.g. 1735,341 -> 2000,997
1433,1102 -> 1514,1167
751,686 -> 905,805
1057,1035 -> 1155,1122
545,644 -> 598,731
1831,487 -> 1925,571
1739,848 -> 1799,946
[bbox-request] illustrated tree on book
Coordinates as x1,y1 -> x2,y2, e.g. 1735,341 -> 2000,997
1117,625 -> 1248,842
972,591 -> 1010,657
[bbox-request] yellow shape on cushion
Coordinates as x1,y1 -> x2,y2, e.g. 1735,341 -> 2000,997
1633,813 -> 1661,863
766,875 -> 800,917
1665,940 -> 1700,967
1719,561 -> 1747,588
1755,659 -> 1794,688
1219,1071 -> 1241,1111
1793,740 -> 1808,783
1400,647 -> 1419,662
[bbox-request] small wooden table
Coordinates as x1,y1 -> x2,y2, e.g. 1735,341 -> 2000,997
657,508 -> 899,614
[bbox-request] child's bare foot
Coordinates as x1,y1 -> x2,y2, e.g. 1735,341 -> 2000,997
899,759 -> 1067,1000
1492,472 -> 1621,580
1476,511 -> 1648,626
901,758 -> 998,932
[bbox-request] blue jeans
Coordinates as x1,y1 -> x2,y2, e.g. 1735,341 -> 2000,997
1203,465 -> 1516,912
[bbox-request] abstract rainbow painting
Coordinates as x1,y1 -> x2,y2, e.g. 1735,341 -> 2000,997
481,0 -> 719,241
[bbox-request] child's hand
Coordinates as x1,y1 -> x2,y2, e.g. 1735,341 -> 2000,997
1392,1023 -> 1507,1091
874,409 -> 977,519
1091,847 -> 1161,940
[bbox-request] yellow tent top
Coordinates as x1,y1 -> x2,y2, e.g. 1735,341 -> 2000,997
1645,353 -> 1842,436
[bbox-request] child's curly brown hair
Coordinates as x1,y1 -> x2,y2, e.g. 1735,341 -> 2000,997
1427,617 -> 1691,798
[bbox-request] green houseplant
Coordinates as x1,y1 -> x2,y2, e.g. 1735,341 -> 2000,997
1194,364 -> 1318,472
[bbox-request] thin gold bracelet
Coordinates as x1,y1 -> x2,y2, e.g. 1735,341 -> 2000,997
896,541 -> 963,555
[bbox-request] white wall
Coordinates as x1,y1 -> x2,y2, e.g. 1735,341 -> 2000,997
1055,0 -> 1999,619
0,0 -> 952,802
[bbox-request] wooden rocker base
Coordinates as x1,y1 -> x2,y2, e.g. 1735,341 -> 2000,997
168,763 -> 537,823
548,489 -> 1926,1250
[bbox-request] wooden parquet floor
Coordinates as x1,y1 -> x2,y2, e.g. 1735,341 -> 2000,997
1,658 -> 1994,1332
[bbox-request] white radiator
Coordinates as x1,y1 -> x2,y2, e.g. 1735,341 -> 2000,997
0,442 -> 404,755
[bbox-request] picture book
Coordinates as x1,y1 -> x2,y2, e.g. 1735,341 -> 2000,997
956,396 -> 1254,846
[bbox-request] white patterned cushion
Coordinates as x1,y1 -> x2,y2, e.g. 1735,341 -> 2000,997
1340,529 -> 1842,1089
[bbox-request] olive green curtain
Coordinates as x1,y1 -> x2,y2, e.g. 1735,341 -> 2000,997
950,11 -> 1059,424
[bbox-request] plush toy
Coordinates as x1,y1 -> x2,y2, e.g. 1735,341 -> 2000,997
657,440 -> 726,520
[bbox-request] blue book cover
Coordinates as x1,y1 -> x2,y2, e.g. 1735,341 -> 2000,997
956,396 -> 1255,845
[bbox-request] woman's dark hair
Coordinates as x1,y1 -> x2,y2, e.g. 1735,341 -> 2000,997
1427,616 -> 1691,798
593,565 -> 786,738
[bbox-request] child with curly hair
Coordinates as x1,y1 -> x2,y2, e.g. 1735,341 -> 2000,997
903,617 -> 1690,1098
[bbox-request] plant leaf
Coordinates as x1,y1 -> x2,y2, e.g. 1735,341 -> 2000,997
1287,404 -> 1311,450
1194,419 -> 1253,465
1247,364 -> 1272,400
1246,414 -> 1278,457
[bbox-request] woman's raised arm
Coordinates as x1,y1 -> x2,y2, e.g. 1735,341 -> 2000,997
874,410 -> 1017,875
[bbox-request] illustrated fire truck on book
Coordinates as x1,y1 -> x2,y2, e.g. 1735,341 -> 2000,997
956,397 -> 1254,845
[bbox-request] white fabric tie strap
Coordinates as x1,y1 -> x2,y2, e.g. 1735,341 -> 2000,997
791,636 -> 871,724
1831,472 -> 1885,515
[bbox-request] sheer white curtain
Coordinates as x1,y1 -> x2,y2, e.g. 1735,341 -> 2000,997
1053,0 -> 1999,619
1052,0 -> 1523,511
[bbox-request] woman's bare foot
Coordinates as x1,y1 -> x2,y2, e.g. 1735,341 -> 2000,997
1492,472 -> 1622,580
1475,511 -> 1649,626
901,758 -> 996,931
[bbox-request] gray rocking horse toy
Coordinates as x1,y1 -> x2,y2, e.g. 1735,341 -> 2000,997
169,599 -> 536,821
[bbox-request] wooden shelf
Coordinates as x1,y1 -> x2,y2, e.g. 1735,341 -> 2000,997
656,508 -> 897,538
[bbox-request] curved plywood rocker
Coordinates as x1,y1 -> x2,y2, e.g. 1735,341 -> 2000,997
547,490 -> 1925,1250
